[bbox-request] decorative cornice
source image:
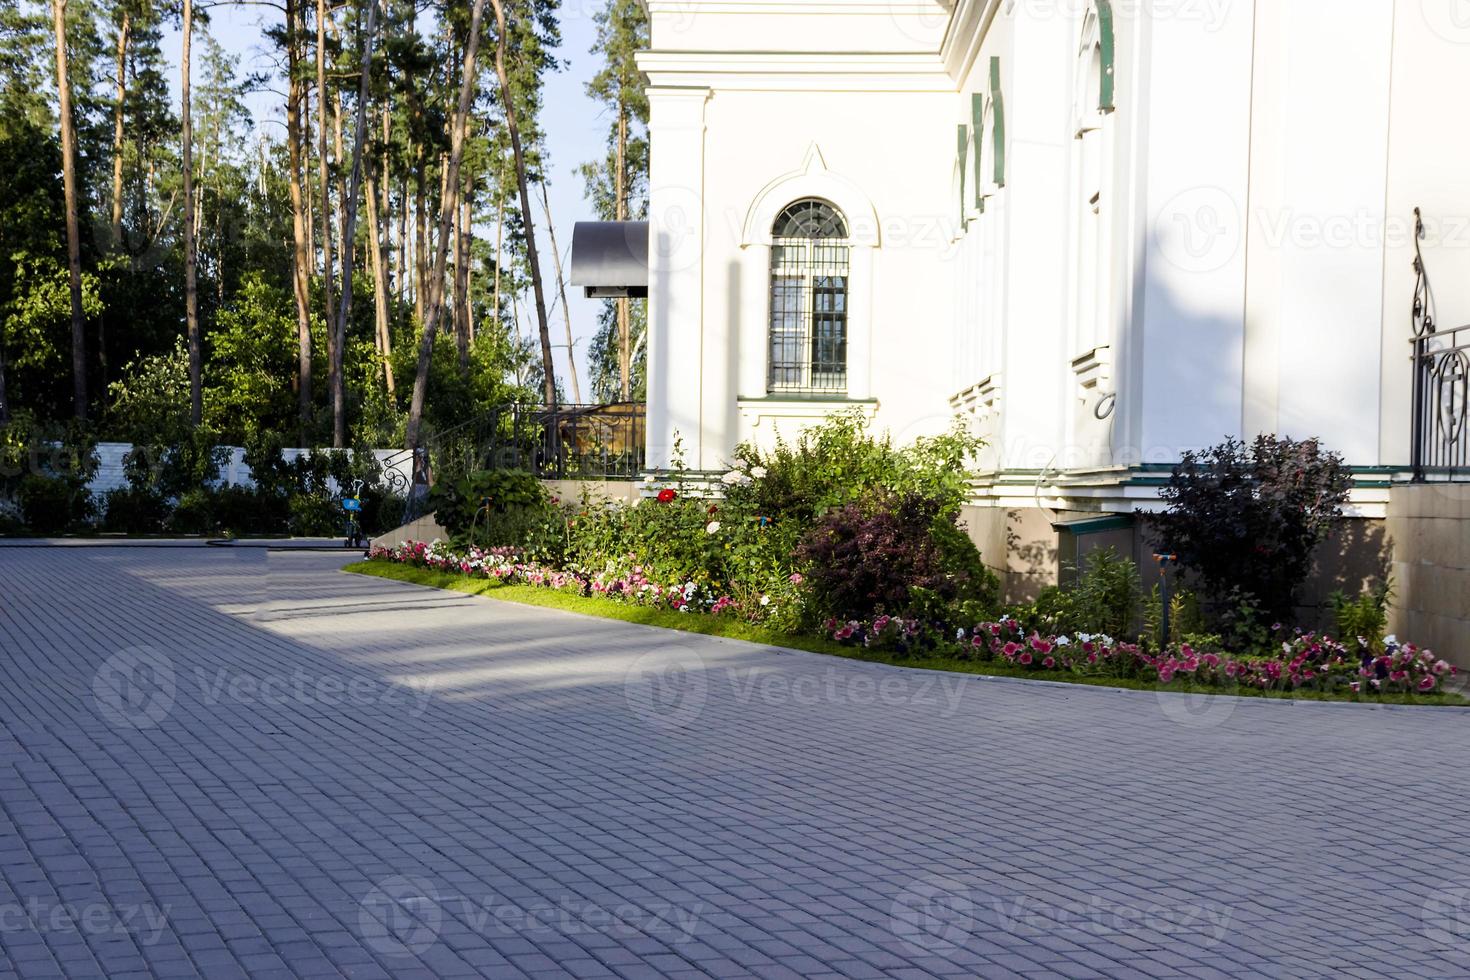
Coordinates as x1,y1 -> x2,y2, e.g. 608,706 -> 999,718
940,0 -> 1003,81
636,50 -> 955,92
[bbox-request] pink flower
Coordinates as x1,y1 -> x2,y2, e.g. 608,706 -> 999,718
1418,675 -> 1437,693
1042,657 -> 1056,669
1202,653 -> 1220,668
1349,682 -> 1360,693
1003,642 -> 1021,658
788,573 -> 804,585
1017,652 -> 1033,666
1158,669 -> 1175,684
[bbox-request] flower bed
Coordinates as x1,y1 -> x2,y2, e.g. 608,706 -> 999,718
371,539 -> 739,615
369,540 -> 1460,701
824,614 -> 1457,695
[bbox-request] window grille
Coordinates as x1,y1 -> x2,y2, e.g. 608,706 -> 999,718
768,200 -> 850,395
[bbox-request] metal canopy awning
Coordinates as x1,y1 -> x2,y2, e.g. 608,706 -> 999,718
570,221 -> 649,299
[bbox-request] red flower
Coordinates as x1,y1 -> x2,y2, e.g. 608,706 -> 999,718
657,489 -> 677,503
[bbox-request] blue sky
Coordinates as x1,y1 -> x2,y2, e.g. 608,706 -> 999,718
162,4 -> 608,398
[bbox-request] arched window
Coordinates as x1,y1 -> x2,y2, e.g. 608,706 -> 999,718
768,200 -> 850,394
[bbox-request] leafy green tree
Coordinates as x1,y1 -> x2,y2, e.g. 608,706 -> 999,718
203,273 -> 302,443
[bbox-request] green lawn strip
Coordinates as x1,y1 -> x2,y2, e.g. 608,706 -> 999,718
345,560 -> 1468,707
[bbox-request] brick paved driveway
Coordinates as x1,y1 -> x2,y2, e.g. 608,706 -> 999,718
1,544 -> 1469,979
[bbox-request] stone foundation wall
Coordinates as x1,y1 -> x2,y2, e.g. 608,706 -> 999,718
1387,483 -> 1470,668
962,504 -> 1402,643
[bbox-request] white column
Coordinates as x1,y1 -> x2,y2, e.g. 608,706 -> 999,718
737,243 -> 769,399
645,87 -> 710,470
846,246 -> 875,401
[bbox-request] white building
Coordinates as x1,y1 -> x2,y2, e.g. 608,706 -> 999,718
620,0 -> 1470,625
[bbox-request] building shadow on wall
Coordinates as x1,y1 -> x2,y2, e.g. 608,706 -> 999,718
1295,517 -> 1394,631
1007,509 -> 1057,604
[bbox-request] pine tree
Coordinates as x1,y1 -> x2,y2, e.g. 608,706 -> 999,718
580,0 -> 647,403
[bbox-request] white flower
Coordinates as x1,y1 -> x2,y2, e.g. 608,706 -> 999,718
750,466 -> 767,479
1384,634 -> 1398,648
721,470 -> 744,485
643,474 -> 655,484
760,595 -> 770,606
1056,636 -> 1071,647
706,521 -> 721,534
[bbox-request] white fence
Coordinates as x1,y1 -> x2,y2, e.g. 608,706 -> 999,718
88,443 -> 414,496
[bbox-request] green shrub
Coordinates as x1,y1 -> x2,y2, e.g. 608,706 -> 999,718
122,430 -> 228,500
428,469 -> 547,543
1152,434 -> 1350,623
1142,584 -> 1210,650
1,413 -> 99,533
1330,579 -> 1393,653
725,408 -> 981,528
102,487 -> 170,534
795,488 -> 999,628
18,473 -> 95,533
214,485 -> 286,536
1034,547 -> 1142,638
167,489 -> 218,535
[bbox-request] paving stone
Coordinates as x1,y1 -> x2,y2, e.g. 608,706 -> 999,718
1,546 -> 1467,978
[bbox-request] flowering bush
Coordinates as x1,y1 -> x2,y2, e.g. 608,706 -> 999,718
370,539 -> 741,616
821,611 -> 1459,698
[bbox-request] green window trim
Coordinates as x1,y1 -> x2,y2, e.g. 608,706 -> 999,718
957,123 -> 969,229
989,57 -> 1006,188
1096,0 -> 1116,113
971,92 -> 985,213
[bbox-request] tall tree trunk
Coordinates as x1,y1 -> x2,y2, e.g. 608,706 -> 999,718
396,172 -> 408,306
316,0 -> 337,443
492,181 -> 503,335
366,171 -> 394,394
52,0 -> 87,419
331,0 -> 381,447
413,168 -> 426,327
453,185 -> 469,372
489,0 -> 555,407
615,105 -> 630,400
405,0 -> 487,450
110,8 -> 129,249
0,340 -> 8,424
538,177 -> 581,403
286,0 -> 314,434
379,105 -> 392,296
181,0 -> 201,424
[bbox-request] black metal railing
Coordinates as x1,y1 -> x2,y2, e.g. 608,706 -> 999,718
383,403 -> 647,523
1409,208 -> 1469,481
1411,324 -> 1470,480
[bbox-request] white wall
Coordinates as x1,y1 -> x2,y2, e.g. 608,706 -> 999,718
1379,2 -> 1470,466
643,0 -> 1468,492
1244,1 -> 1393,465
